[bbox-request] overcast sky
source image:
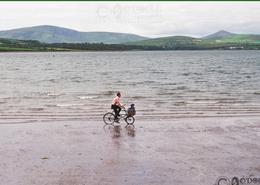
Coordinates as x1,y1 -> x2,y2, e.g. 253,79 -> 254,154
0,2 -> 260,37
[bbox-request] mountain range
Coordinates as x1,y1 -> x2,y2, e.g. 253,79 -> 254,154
0,25 -> 259,50
125,30 -> 260,49
0,25 -> 148,44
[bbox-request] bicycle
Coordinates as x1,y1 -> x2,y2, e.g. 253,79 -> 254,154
103,106 -> 135,127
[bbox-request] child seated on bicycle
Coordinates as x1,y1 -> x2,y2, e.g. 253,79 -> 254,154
127,104 -> 136,117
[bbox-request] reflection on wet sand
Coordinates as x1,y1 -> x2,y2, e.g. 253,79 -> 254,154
126,126 -> 135,137
103,124 -> 136,138
113,125 -> 121,138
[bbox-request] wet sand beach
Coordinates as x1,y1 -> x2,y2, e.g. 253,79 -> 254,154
1,116 -> 260,185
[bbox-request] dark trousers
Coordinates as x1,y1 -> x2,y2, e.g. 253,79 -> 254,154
111,105 -> 121,119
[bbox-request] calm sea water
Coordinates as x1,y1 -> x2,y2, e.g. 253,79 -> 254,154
0,51 -> 259,123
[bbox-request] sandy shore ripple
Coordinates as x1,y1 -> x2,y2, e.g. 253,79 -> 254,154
0,116 -> 260,185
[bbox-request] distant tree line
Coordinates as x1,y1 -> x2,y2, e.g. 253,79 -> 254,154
0,38 -> 164,51
44,42 -> 164,51
1,38 -> 259,51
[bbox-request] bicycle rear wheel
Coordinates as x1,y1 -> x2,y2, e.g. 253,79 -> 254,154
103,112 -> 115,125
125,116 -> 135,125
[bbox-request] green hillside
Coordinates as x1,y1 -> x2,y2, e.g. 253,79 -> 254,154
0,38 -> 40,51
124,33 -> 260,50
125,36 -> 197,47
0,25 -> 148,44
123,36 -> 226,49
211,34 -> 260,44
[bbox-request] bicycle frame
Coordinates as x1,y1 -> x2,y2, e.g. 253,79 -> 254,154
113,108 -> 128,120
103,105 -> 135,126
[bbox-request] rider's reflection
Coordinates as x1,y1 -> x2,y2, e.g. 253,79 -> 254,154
113,125 -> 121,138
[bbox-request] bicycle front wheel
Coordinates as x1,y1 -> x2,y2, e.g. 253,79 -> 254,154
125,116 -> 135,125
103,112 -> 115,125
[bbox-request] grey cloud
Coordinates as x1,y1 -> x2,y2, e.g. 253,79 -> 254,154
0,2 -> 259,37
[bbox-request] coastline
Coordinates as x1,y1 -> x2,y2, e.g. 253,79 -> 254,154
1,116 -> 259,185
1,49 -> 260,53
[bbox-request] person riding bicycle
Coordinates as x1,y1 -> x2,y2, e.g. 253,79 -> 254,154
111,92 -> 124,123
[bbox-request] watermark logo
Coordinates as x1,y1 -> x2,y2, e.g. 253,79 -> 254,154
216,176 -> 260,185
96,4 -> 162,24
216,176 -> 230,185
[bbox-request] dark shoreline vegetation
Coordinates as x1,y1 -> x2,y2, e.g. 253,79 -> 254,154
0,38 -> 162,52
0,37 -> 260,52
